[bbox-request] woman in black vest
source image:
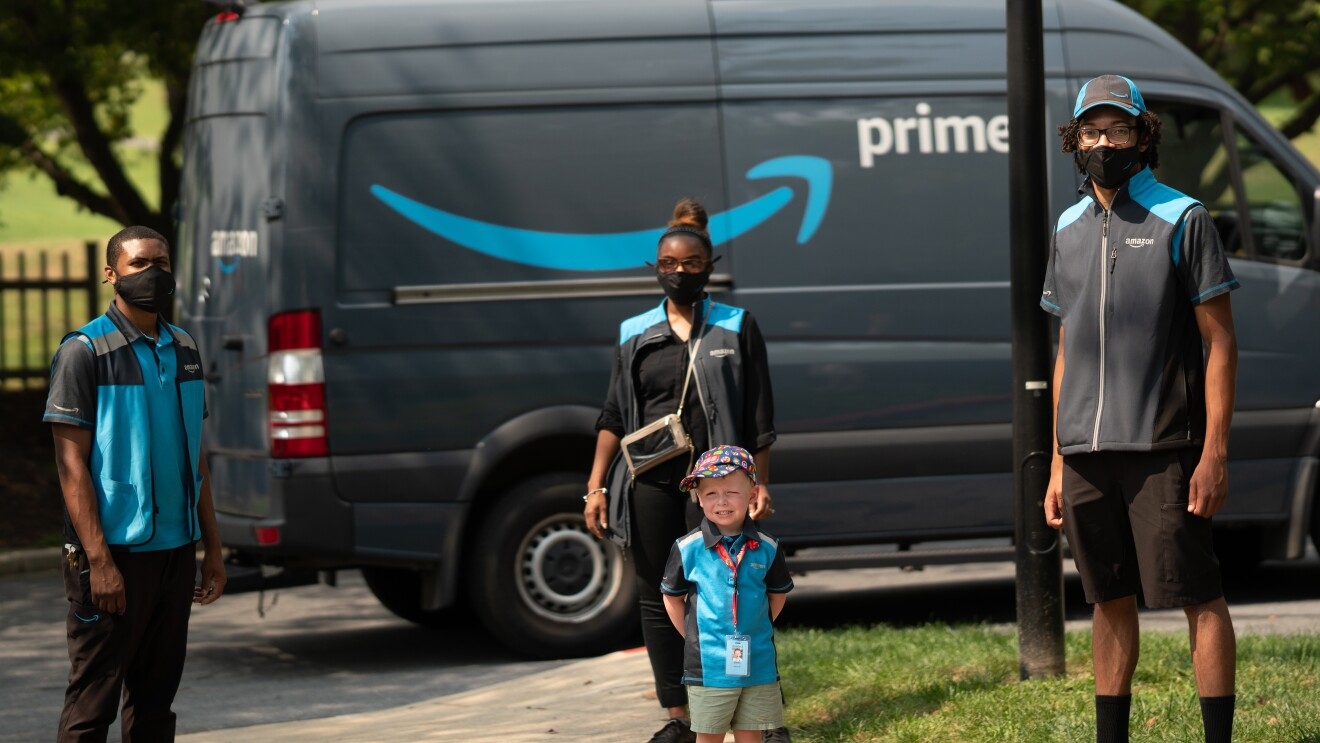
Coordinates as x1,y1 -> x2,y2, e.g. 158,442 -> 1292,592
584,198 -> 779,743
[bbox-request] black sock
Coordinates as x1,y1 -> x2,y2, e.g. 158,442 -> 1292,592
1095,694 -> 1131,743
1200,695 -> 1235,743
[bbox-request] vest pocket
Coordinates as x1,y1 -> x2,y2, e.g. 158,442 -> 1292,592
99,479 -> 146,543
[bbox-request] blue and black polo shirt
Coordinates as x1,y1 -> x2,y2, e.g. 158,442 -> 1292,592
43,302 -> 208,551
661,517 -> 793,688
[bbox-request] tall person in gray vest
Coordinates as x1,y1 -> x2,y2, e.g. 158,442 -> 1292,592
44,226 -> 227,742
1041,76 -> 1239,743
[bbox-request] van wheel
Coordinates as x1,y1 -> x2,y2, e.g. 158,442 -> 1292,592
361,566 -> 470,628
469,472 -> 638,659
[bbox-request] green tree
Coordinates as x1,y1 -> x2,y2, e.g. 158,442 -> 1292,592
0,0 -> 215,245
1120,0 -> 1320,138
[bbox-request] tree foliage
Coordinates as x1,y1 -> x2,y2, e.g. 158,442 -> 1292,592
0,0 -> 213,243
1120,0 -> 1320,138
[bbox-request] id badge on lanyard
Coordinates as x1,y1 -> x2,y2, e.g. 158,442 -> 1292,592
726,634 -> 751,676
717,539 -> 752,677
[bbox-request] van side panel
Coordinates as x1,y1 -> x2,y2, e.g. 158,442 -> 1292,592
324,90 -> 723,520
182,0 -> 1320,653
707,10 -> 1064,537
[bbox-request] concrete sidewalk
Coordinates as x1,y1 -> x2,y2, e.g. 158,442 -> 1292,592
0,548 -> 701,742
0,545 -> 62,575
176,646 -> 680,743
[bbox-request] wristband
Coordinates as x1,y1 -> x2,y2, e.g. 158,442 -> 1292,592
583,487 -> 607,502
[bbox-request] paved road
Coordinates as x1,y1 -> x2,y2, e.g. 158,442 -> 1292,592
2,546 -> 1317,742
0,568 -> 563,743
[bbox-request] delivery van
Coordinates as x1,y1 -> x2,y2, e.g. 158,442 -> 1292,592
178,0 -> 1320,657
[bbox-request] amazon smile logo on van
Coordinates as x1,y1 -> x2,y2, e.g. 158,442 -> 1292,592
369,156 -> 832,271
211,230 -> 259,274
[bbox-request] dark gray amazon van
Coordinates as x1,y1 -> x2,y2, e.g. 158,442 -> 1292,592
178,0 -> 1320,657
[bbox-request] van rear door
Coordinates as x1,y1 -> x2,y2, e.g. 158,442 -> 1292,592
176,13 -> 282,516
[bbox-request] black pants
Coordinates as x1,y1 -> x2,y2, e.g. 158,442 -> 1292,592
630,468 -> 702,710
58,543 -> 196,743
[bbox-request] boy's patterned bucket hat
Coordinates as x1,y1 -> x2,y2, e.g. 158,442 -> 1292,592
680,444 -> 758,492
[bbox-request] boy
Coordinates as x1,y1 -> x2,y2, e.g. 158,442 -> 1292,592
661,445 -> 794,743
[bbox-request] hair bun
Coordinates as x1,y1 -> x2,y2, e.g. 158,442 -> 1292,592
667,197 -> 709,231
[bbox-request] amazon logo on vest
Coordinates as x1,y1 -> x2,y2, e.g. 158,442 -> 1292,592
369,156 -> 832,271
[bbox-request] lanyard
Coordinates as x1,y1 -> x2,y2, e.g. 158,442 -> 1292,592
714,539 -> 749,633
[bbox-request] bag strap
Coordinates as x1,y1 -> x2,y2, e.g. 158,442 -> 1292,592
674,308 -> 708,419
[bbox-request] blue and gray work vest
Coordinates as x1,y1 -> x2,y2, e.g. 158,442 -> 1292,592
1041,167 -> 1238,455
44,306 -> 207,547
604,296 -> 771,548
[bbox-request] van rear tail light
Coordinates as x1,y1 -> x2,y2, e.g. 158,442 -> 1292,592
254,526 -> 282,546
268,310 -> 328,458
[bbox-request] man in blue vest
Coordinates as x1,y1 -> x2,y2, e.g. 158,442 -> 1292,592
1041,76 -> 1239,743
44,225 -> 226,742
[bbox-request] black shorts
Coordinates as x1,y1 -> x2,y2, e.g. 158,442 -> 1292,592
1061,448 -> 1223,609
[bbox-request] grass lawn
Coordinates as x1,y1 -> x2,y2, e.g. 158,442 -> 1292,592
0,171 -> 122,248
778,624 -> 1320,742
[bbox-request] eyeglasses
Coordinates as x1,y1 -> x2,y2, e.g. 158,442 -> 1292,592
655,258 -> 709,273
1079,125 -> 1136,146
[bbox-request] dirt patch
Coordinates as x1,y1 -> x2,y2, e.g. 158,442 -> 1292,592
0,390 -> 65,549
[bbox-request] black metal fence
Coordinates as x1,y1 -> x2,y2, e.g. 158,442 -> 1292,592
0,242 -> 103,390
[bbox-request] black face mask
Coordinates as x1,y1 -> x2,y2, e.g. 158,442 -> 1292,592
656,270 -> 709,307
113,265 -> 176,314
1075,146 -> 1142,190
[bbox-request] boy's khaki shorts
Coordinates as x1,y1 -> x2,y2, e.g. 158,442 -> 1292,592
1062,448 -> 1223,609
688,682 -> 784,734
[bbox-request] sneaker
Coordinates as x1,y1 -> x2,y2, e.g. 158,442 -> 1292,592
762,727 -> 792,743
648,717 -> 696,743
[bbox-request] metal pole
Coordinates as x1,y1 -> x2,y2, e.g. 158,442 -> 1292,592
19,252 -> 29,390
1007,0 -> 1066,679
85,241 -> 99,321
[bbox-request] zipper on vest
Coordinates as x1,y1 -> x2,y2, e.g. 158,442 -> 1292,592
1091,209 -> 1111,451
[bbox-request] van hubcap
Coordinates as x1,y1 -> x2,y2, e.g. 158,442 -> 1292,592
517,516 -> 622,623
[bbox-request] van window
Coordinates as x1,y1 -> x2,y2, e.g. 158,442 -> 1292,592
1235,127 -> 1308,262
1149,102 -> 1243,254
1149,101 -> 1308,263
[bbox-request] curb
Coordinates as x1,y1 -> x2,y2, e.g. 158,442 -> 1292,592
0,546 -> 62,576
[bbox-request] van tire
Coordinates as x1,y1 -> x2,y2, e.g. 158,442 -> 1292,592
361,566 -> 471,628
469,472 -> 638,659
